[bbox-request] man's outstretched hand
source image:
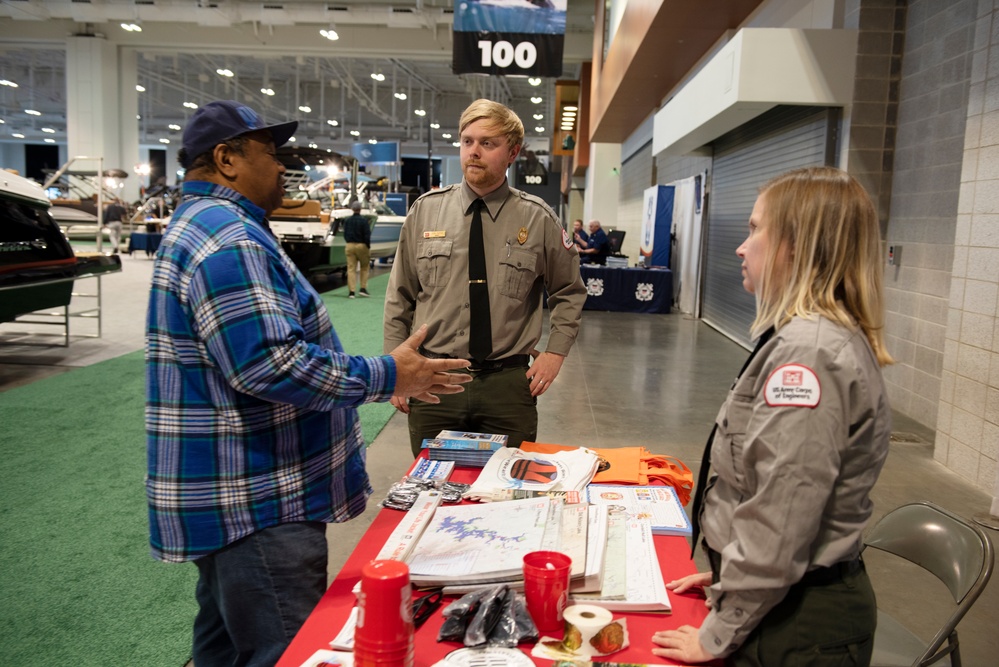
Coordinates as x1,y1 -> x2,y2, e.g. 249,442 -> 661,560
390,325 -> 472,405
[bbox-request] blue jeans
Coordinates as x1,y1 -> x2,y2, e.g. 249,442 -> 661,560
192,522 -> 328,667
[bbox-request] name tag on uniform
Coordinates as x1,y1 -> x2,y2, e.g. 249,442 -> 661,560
764,363 -> 821,408
423,231 -> 447,238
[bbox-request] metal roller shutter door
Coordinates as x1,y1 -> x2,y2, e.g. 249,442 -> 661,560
701,106 -> 836,347
619,141 -> 653,231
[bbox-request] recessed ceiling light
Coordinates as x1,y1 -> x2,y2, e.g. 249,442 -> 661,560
528,77 -> 542,86
168,123 -> 181,131
261,87 -> 275,96
430,123 -> 440,129
370,72 -> 385,82
135,84 -> 146,92
298,105 -> 312,113
326,119 -> 339,126
120,22 -> 142,32
320,28 -> 339,41
183,102 -> 198,109
42,127 -> 55,133
534,126 -> 544,132
159,138 -> 170,144
216,68 -> 234,78
369,138 -> 377,144
394,92 -> 407,100
12,132 -> 24,138
414,109 -> 426,116
452,141 -> 460,148
530,97 -> 542,104
442,133 -> 451,139
25,109 -> 41,116
350,130 -> 360,136
44,138 -> 55,143
564,106 -> 577,112
0,79 -> 18,88
533,114 -> 543,120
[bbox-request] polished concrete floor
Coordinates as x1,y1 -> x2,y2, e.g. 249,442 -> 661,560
1,251 -> 996,665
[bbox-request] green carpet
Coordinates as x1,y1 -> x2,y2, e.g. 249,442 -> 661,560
0,273 -> 394,666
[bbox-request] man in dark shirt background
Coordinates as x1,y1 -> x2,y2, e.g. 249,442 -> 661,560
341,200 -> 372,298
578,219 -> 609,265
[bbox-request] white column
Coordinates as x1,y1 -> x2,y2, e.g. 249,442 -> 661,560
65,37 -> 141,201
583,142 -> 621,226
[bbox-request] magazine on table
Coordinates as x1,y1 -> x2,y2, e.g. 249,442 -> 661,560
585,484 -> 692,536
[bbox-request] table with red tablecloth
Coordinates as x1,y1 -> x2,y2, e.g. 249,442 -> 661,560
277,463 -> 712,667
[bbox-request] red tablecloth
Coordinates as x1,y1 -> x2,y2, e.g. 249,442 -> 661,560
278,465 -> 712,666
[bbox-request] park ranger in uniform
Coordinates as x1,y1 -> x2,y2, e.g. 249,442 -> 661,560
384,98 -> 586,456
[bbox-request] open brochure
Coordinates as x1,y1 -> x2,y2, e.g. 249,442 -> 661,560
464,446 -> 601,502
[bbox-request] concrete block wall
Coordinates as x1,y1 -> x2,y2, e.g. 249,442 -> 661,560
883,0 -> 976,439
936,0 -> 999,495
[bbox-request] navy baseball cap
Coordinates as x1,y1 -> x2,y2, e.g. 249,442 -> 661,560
180,100 -> 297,168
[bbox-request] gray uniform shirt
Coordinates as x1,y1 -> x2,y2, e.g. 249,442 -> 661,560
383,180 -> 585,358
699,315 -> 891,658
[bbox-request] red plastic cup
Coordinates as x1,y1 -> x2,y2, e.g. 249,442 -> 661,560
354,560 -> 414,667
522,550 -> 572,634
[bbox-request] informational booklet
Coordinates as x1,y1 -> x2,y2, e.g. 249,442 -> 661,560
436,430 -> 508,445
406,496 -> 552,586
569,503 -> 609,594
539,501 -> 589,580
585,485 -> 692,536
464,447 -> 601,501
373,489 -> 443,563
407,459 -> 454,482
570,517 -> 671,612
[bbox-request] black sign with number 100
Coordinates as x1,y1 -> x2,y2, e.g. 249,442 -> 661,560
453,31 -> 564,77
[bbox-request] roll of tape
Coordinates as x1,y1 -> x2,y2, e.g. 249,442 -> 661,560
560,604 -> 629,658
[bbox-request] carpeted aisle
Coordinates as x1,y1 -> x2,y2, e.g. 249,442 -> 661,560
0,273 -> 395,666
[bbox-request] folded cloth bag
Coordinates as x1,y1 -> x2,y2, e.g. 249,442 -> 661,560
519,443 -> 693,506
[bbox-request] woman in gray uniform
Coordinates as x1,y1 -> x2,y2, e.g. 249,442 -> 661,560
652,167 -> 893,666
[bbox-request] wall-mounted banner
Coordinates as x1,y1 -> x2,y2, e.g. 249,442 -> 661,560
453,0 -> 567,77
351,141 -> 400,165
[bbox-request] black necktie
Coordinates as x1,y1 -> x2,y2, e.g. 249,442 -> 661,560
689,327 -> 775,557
468,198 -> 492,363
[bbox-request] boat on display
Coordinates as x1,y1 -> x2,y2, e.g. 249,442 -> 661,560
0,171 -> 121,323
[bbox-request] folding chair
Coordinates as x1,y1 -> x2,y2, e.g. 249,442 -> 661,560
863,502 -> 994,667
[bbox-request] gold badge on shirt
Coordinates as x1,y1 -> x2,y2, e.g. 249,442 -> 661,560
423,231 -> 447,238
517,227 -> 528,244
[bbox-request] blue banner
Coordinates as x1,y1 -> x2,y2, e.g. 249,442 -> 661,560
351,142 -> 399,165
453,0 -> 566,77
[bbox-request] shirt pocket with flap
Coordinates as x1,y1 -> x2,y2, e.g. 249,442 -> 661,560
713,394 -> 754,491
499,247 -> 538,300
417,239 -> 453,287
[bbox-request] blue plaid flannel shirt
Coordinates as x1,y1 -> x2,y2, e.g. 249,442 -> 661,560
145,181 -> 394,563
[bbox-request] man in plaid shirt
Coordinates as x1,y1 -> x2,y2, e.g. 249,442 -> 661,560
145,101 -> 470,666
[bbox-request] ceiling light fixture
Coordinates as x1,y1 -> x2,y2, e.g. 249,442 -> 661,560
261,87 -> 275,96
452,141 -> 460,148
216,68 -> 234,78
159,138 -> 170,144
442,133 -> 452,139
135,84 -> 146,92
288,136 -> 296,142
394,92 -> 407,100
0,79 -> 18,88
533,114 -> 543,120
0,119 -> 5,123
25,109 -> 41,116
528,77 -> 542,86
320,27 -> 339,41
308,142 -> 318,149
350,130 -> 360,136
120,22 -> 142,32
326,119 -> 339,126
298,105 -> 312,113
564,106 -> 578,111
44,138 -> 55,143
414,109 -> 426,116
370,72 -> 385,82
12,132 -> 24,138
168,123 -> 181,130
368,138 -> 377,144
534,126 -> 544,132
183,101 -> 198,109
41,127 -> 55,133
530,96 -> 542,104
430,122 -> 440,129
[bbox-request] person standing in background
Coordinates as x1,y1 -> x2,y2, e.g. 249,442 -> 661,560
145,100 -> 472,667
342,200 -> 372,298
103,197 -> 127,254
384,98 -> 586,457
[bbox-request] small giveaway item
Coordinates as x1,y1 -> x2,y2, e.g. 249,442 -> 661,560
355,560 -> 414,667
531,603 -> 630,661
522,550 -> 572,633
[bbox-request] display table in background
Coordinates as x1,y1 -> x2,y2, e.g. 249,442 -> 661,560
277,462 -> 712,667
127,232 -> 163,256
580,265 -> 672,314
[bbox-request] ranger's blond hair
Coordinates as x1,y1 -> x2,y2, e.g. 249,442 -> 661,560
751,167 -> 893,366
459,99 -> 524,151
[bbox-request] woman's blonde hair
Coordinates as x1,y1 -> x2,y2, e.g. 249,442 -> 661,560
459,99 -> 524,151
751,166 -> 893,366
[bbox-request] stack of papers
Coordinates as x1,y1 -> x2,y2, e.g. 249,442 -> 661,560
464,447 -> 601,502
421,430 -> 507,467
605,255 -> 629,268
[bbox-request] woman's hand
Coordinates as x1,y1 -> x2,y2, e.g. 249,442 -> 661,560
665,571 -> 713,608
651,625 -> 715,663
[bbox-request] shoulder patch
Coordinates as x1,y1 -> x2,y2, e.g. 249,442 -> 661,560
764,363 -> 821,408
561,227 -> 574,250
